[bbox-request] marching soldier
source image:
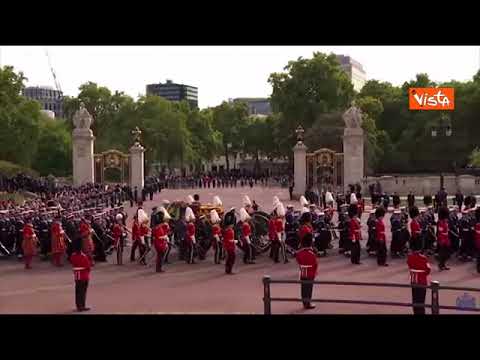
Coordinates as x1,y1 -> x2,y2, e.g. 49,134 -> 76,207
390,209 -> 403,258
392,192 -> 401,209
152,211 -> 168,272
185,206 -> 196,264
298,209 -> 313,250
37,212 -> 50,261
70,238 -> 92,312
349,204 -> 362,265
210,209 -> 223,264
455,189 -> 464,210
409,206 -> 422,252
407,190 -> 415,210
366,209 -> 377,256
51,215 -> 67,267
130,215 -> 146,265
79,218 -> 95,266
159,206 -> 172,263
22,219 -> 38,269
407,241 -> 431,315
437,207 -> 451,271
338,204 -> 351,256
239,208 -> 255,264
315,210 -> 331,256
375,207 -> 388,266
295,233 -> 318,310
448,206 -> 460,253
112,214 -> 126,265
223,220 -> 237,274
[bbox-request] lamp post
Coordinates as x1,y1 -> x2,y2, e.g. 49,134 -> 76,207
430,114 -> 453,189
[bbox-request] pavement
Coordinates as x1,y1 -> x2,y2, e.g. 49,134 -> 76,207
1,185 -> 479,314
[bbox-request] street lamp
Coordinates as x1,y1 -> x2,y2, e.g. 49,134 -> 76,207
295,125 -> 305,143
430,114 -> 453,188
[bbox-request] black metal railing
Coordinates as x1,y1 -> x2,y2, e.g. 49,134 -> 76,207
262,276 -> 480,315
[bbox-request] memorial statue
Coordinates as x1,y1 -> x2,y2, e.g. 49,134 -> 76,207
342,102 -> 363,129
73,102 -> 93,130
131,126 -> 142,146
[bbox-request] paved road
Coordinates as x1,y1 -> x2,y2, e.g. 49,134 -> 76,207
1,186 -> 479,314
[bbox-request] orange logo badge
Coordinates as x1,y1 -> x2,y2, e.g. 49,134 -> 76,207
409,88 -> 454,110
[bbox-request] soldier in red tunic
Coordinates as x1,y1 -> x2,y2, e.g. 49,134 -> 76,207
70,238 -> 92,312
409,206 -> 422,251
22,220 -> 38,269
274,201 -> 288,263
437,207 -> 451,271
298,209 -> 313,246
79,218 -> 95,266
51,216 -> 66,267
185,207 -> 196,264
159,206 -> 172,263
209,209 -> 223,264
295,233 -> 318,310
375,207 -> 388,266
130,215 -> 146,264
239,207 -> 255,264
223,223 -> 237,274
348,204 -> 362,265
152,211 -> 168,272
407,241 -> 431,315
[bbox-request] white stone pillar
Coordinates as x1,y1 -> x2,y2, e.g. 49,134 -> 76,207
72,106 -> 95,186
343,127 -> 364,191
130,143 -> 145,192
293,142 -> 307,199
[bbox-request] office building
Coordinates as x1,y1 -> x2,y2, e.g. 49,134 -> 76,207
336,55 -> 367,92
146,80 -> 198,108
232,97 -> 272,116
23,86 -> 64,118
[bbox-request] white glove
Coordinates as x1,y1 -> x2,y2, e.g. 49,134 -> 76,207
214,235 -> 220,243
245,235 -> 251,245
277,233 -> 283,243
192,236 -> 196,244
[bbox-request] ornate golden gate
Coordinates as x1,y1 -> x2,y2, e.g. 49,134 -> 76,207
306,148 -> 344,191
94,149 -> 130,184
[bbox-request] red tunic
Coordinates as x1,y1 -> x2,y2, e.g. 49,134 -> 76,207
349,217 -> 362,241
112,223 -> 123,246
223,227 -> 236,252
241,222 -> 252,244
153,225 -> 168,252
298,224 -> 313,243
22,225 -> 37,257
410,219 -> 421,239
212,224 -> 221,237
160,222 -> 170,236
407,252 -> 431,285
274,218 -> 284,233
132,221 -> 141,242
71,252 -> 91,281
268,219 -> 277,241
375,218 -> 386,243
186,223 -> 196,243
140,223 -> 150,237
437,219 -> 450,247
296,247 -> 318,280
80,222 -> 94,253
51,222 -> 66,254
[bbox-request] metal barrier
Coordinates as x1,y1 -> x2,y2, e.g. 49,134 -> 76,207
262,276 -> 480,315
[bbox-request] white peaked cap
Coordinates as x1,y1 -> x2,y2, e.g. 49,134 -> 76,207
275,202 -> 286,217
350,193 -> 358,205
210,209 -> 221,224
186,195 -> 194,204
300,196 -> 309,207
325,191 -> 334,204
137,208 -> 149,224
115,214 -> 123,221
185,207 -> 195,222
243,195 -> 252,207
240,207 -> 251,222
213,196 -> 223,207
273,196 -> 280,206
301,206 -> 309,214
159,206 -> 171,220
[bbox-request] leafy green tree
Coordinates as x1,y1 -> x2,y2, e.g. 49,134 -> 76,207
268,52 -> 355,156
469,148 -> 480,167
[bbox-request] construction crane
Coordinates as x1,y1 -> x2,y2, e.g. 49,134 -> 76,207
44,48 -> 62,93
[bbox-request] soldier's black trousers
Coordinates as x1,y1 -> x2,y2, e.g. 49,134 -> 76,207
156,249 -> 165,272
75,280 -> 89,310
411,287 -> 426,315
213,241 -> 222,264
300,278 -> 314,307
186,242 -> 195,264
350,241 -> 361,264
242,243 -> 253,263
377,242 -> 387,265
130,241 -> 145,262
438,245 -> 450,268
225,250 -> 235,273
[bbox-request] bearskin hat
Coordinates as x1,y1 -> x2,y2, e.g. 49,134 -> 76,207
438,207 -> 449,220
348,203 -> 358,217
409,206 -> 419,219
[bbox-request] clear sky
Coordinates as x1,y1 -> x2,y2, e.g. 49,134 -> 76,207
1,46 -> 479,109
